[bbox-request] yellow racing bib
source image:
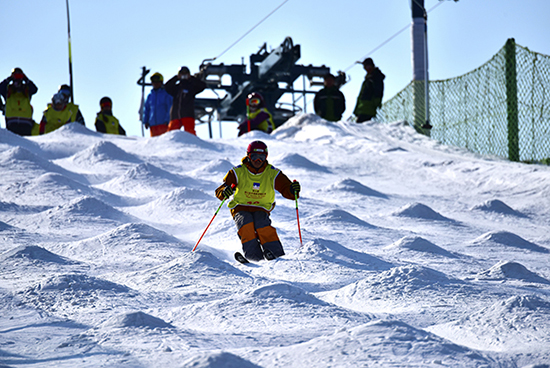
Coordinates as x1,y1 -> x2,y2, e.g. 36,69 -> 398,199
228,164 -> 280,211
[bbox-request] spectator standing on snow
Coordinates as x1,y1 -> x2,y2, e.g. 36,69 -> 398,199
215,140 -> 301,263
353,58 -> 385,123
39,91 -> 82,134
0,68 -> 38,136
143,72 -> 173,137
314,73 -> 346,122
94,97 -> 126,136
164,66 -> 206,135
237,92 -> 274,137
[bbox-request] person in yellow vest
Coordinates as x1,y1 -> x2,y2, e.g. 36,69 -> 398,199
237,92 -> 275,137
38,92 -> 81,134
215,141 -> 301,263
57,84 -> 85,126
94,97 -> 126,136
0,68 -> 38,136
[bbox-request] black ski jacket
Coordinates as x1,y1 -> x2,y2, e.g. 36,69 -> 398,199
164,75 -> 206,120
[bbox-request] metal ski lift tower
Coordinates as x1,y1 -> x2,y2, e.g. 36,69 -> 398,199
411,0 -> 430,134
196,37 -> 346,137
137,37 -> 345,138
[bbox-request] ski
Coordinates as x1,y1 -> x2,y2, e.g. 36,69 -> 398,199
234,252 -> 250,264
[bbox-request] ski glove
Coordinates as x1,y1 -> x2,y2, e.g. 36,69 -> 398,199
290,181 -> 301,195
222,185 -> 234,199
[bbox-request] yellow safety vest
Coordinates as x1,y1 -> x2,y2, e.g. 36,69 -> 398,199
5,90 -> 33,119
248,107 -> 274,133
97,113 -> 122,135
31,122 -> 40,136
42,103 -> 79,134
228,164 -> 280,211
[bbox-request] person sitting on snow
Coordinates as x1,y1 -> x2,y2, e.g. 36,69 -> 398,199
94,97 -> 126,136
237,92 -> 274,137
57,84 -> 85,126
215,140 -> 301,263
39,90 -> 82,135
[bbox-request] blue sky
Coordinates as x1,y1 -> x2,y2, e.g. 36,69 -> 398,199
1,0 -> 549,139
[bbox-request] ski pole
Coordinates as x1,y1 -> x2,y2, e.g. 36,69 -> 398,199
294,180 -> 303,247
192,184 -> 235,252
65,0 -> 74,103
138,66 -> 150,137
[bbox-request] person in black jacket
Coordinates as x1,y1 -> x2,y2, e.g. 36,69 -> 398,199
164,66 -> 206,135
353,58 -> 385,123
314,74 -> 346,122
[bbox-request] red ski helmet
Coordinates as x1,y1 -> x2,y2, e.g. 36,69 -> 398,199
247,141 -> 268,157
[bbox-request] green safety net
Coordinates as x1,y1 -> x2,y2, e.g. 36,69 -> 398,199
377,39 -> 550,163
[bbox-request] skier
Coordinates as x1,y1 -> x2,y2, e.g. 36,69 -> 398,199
94,97 -> 126,135
237,92 -> 274,137
0,68 -> 38,136
143,72 -> 173,137
215,140 -> 301,263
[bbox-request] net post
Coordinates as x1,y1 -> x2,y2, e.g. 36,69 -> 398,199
505,38 -> 519,161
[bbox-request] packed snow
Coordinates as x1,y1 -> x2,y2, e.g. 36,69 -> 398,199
1,114 -> 550,367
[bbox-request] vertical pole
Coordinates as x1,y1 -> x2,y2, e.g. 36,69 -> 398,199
505,38 -> 519,161
65,0 -> 74,103
302,74 -> 307,113
423,16 -> 430,131
138,66 -> 149,137
411,0 -> 430,135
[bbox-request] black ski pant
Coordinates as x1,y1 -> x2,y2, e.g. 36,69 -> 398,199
233,210 -> 285,261
6,118 -> 33,136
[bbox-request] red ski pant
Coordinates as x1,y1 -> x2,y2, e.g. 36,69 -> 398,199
149,124 -> 168,137
168,117 -> 196,135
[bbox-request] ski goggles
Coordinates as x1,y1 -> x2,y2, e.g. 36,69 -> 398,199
249,153 -> 266,161
248,98 -> 261,107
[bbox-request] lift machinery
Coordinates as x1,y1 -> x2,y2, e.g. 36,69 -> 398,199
138,37 -> 346,137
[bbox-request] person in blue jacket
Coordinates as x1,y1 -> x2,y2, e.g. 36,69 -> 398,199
143,72 -> 173,137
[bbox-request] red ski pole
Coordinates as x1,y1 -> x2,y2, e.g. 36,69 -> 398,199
192,184 -> 235,252
294,180 -> 303,247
